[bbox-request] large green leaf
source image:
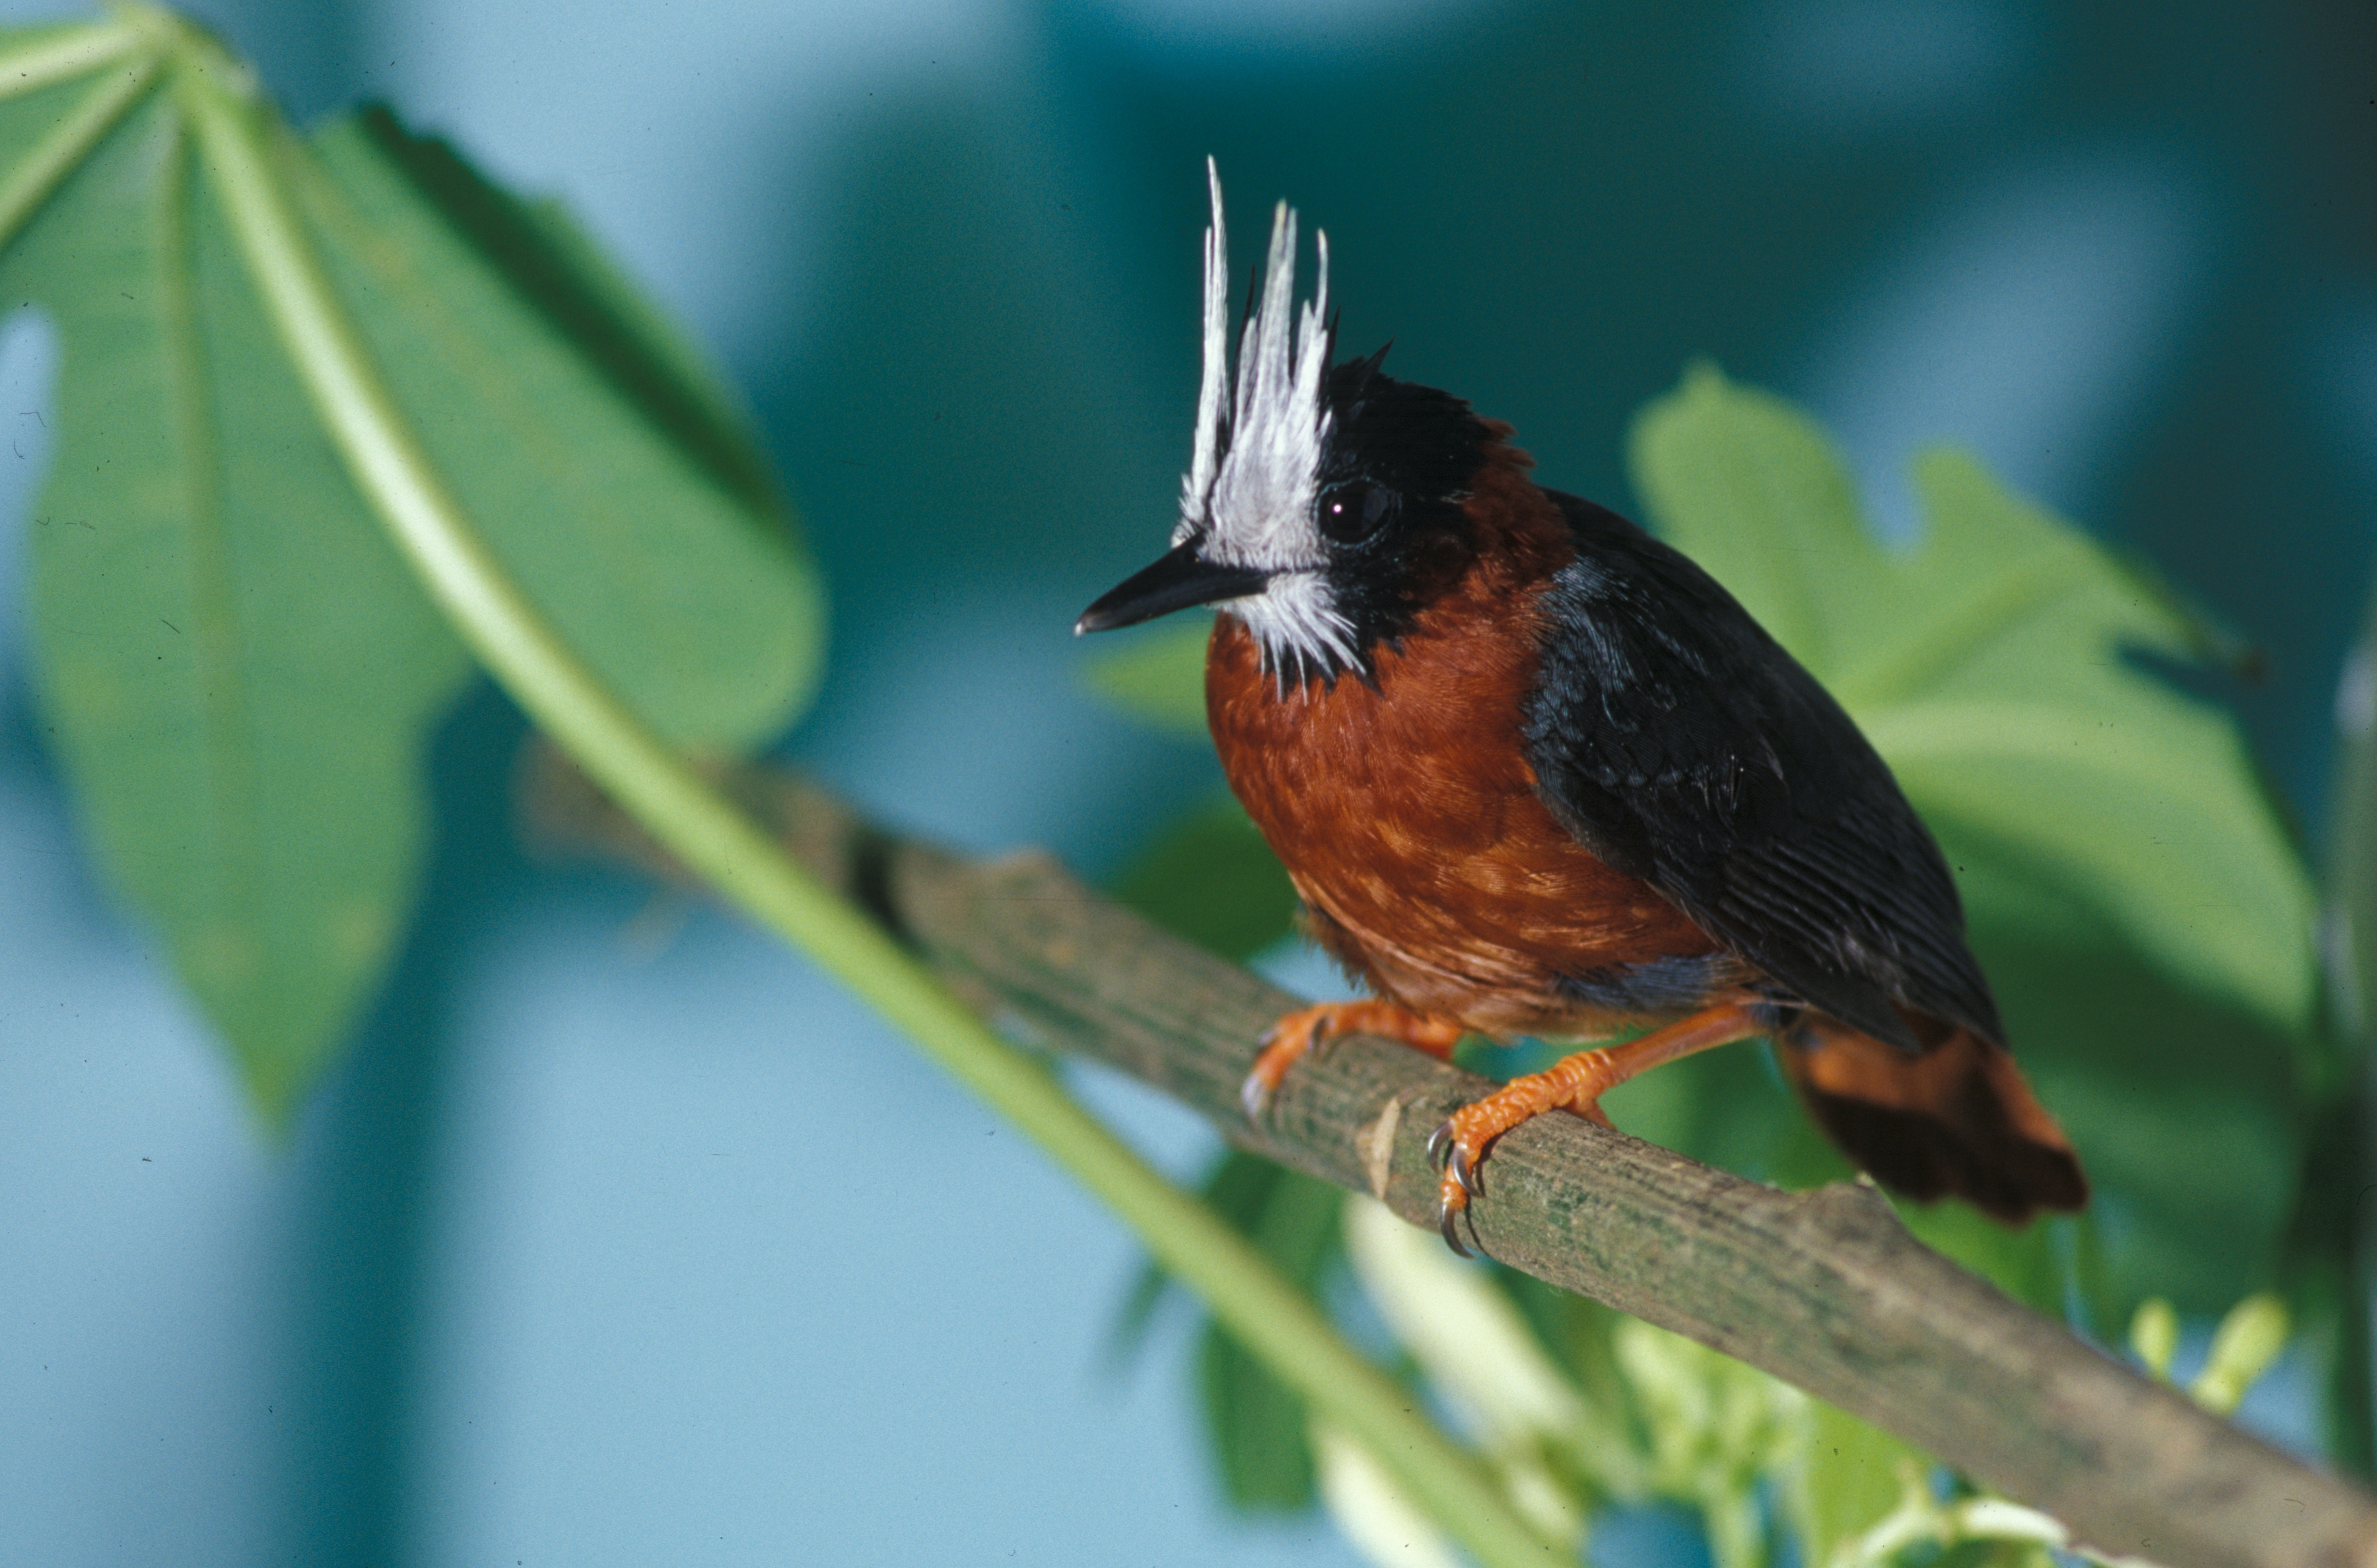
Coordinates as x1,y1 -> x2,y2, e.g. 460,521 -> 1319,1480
296,106 -> 823,751
15,83 -> 471,1120
1628,365 -> 2322,1316
1630,363 -> 2317,1039
7,27 -> 825,1119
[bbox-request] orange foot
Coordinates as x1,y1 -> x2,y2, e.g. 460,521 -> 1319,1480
1242,1000 -> 1465,1120
1427,1001 -> 1767,1256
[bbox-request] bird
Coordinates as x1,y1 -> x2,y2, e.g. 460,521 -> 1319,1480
1076,164 -> 2088,1252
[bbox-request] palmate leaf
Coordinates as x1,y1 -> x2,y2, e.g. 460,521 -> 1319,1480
16,81 -> 471,1121
5,17 -> 823,1121
1634,372 -> 2314,1037
1628,365 -> 2322,1316
294,108 -> 823,749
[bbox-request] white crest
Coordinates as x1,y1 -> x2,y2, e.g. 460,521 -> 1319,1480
1177,160 -> 1355,687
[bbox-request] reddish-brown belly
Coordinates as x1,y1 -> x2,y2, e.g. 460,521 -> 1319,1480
1204,594 -> 1717,1040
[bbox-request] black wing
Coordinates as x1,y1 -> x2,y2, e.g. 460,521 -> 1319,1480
1519,491 -> 2001,1050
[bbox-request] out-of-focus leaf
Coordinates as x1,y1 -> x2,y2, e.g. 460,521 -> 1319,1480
1950,825 -> 2302,1317
1342,1198 -> 1607,1542
298,106 -> 823,749
11,40 -> 827,1123
1612,1318 -> 1804,1568
1311,1423 -> 1464,1568
1125,1151 -> 1346,1513
1791,1400 -> 1921,1568
1202,1322 -> 1316,1511
16,85 -> 471,1121
1629,366 -> 2322,1322
2191,1293 -> 2289,1416
1495,1270 -> 1643,1458
2128,1297 -> 2180,1379
1082,615 -> 1210,738
2320,592 -> 2377,1473
1110,794 -> 1297,961
1630,365 -> 2317,1039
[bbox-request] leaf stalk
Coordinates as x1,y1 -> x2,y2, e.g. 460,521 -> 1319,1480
169,46 -> 1561,1568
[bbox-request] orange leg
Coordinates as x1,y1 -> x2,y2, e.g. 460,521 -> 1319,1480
1243,1000 -> 1466,1119
1429,1000 -> 1768,1254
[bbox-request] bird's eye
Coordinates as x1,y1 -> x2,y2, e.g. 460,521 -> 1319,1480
1318,483 -> 1395,544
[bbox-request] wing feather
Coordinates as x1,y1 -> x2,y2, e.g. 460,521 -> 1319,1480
1521,492 -> 2001,1050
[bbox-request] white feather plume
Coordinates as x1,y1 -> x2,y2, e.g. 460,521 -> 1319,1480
1176,164 -> 1353,685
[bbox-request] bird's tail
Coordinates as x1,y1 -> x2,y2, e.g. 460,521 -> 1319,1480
1774,1012 -> 2088,1224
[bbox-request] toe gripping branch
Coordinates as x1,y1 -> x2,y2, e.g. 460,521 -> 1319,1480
1426,1000 -> 1769,1256
1241,1001 -> 1466,1121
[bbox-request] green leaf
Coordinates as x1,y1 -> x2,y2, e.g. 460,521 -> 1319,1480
16,84 -> 471,1121
1172,1151 -> 1346,1513
10,42 -> 826,1122
1628,365 -> 2317,1039
1892,453 -> 2314,1035
296,106 -> 823,751
1628,367 -> 2322,1322
1867,695 -> 2307,1039
1201,1320 -> 1319,1511
1109,794 -> 1298,962
1791,1400 -> 1923,1568
1944,825 -> 2304,1317
1082,615 -> 1210,738
1626,361 -> 1886,675
2191,1292 -> 2289,1415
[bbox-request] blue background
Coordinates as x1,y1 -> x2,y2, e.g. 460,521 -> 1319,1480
0,0 -> 2370,1562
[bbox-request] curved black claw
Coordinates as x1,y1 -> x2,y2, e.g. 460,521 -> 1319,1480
1240,1072 -> 1272,1123
1439,1203 -> 1474,1258
1428,1125 -> 1483,1199
1427,1121 -> 1484,1194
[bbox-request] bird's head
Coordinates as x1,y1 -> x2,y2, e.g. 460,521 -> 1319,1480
1076,164 -> 1491,691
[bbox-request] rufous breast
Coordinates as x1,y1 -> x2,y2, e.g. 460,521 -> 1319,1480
1203,463 -> 1719,1039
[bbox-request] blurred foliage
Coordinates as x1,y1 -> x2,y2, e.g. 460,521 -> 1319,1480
1111,1150 -> 1348,1513
1083,616 -> 1211,739
3,16 -> 822,1120
1091,366 -> 2356,1561
1111,794 -> 1300,963
2318,579 -> 2377,1472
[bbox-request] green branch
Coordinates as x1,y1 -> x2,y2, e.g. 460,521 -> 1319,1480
160,29 -> 1560,1568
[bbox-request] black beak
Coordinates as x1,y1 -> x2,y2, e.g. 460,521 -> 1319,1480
1074,543 -> 1270,634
